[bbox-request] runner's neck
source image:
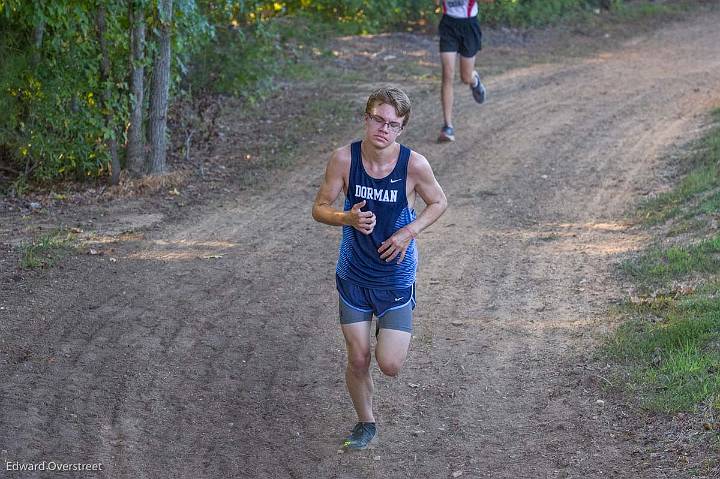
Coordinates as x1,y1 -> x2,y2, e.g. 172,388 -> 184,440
361,141 -> 400,167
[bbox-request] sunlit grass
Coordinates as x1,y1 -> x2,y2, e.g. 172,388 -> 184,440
604,109 -> 720,416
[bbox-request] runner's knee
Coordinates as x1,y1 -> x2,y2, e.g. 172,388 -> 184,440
377,357 -> 402,377
347,351 -> 371,374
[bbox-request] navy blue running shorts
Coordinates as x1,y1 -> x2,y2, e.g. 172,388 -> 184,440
439,14 -> 482,58
336,275 -> 416,333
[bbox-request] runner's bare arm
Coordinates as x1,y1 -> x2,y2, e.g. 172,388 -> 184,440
406,153 -> 448,237
378,153 -> 447,263
312,147 -> 376,235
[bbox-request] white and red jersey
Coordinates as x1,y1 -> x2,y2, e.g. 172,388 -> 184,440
441,0 -> 478,18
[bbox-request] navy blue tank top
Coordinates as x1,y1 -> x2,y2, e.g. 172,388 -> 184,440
336,141 -> 418,289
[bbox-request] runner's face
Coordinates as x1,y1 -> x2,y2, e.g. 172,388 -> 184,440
365,103 -> 404,147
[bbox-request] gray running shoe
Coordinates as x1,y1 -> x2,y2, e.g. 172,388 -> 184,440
343,422 -> 376,450
437,125 -> 455,143
471,71 -> 486,104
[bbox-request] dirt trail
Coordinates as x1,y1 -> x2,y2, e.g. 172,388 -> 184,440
2,10 -> 720,479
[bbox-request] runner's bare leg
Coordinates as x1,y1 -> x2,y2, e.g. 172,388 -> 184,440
342,322 -> 375,422
441,51 -> 457,127
459,53 -> 478,86
375,328 -> 412,377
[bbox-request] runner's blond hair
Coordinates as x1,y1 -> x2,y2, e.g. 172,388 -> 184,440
365,87 -> 411,127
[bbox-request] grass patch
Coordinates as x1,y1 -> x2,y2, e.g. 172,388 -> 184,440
612,0 -> 691,20
603,108 -> 720,417
637,109 -> 720,225
622,235 -> 720,285
605,294 -> 720,413
639,165 -> 719,225
19,229 -> 76,269
666,217 -> 706,237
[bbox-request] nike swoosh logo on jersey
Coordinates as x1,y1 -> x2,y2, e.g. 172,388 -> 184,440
390,178 -> 401,183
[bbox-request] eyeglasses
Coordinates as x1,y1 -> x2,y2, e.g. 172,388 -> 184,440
366,114 -> 403,133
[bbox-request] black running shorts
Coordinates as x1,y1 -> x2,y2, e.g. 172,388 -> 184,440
438,14 -> 482,58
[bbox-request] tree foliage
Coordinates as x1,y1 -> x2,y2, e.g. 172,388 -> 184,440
0,0 -> 211,183
1,1 -> 126,181
0,0 -> 622,184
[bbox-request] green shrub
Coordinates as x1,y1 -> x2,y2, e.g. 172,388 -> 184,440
0,0 -> 211,183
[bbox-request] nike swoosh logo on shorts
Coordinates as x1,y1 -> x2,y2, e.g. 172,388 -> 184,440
394,297 -> 404,301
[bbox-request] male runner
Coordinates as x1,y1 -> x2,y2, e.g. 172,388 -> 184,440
312,87 -> 448,450
436,0 -> 493,142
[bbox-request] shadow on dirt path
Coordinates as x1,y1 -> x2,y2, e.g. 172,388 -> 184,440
2,8 -> 720,479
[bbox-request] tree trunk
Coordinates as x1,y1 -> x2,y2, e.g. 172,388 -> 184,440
147,0 -> 172,175
31,20 -> 45,67
127,0 -> 147,176
96,4 -> 121,186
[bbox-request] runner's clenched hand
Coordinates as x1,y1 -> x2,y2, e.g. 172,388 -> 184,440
347,200 -> 375,235
378,225 -> 416,263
